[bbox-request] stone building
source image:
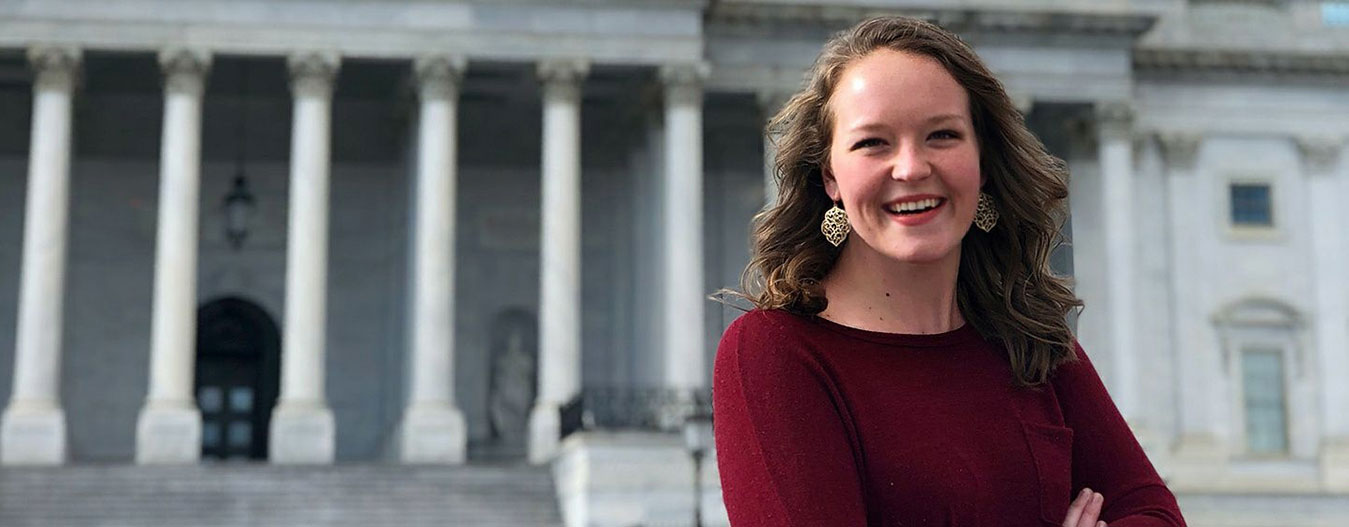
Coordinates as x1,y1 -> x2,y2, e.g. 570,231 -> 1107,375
1,1 -> 1348,526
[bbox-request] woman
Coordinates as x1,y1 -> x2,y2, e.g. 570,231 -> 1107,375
713,16 -> 1186,527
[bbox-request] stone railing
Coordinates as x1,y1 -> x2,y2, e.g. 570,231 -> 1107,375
560,386 -> 714,438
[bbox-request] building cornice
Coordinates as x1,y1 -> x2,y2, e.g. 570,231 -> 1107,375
1135,47 -> 1349,77
707,3 -> 1156,37
0,1 -> 706,66
1189,0 -> 1288,8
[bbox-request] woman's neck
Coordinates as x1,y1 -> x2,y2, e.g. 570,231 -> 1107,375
819,242 -> 965,335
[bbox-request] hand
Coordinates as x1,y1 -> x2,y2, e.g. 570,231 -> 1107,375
1062,487 -> 1107,527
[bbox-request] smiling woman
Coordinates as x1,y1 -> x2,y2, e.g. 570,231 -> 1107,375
823,49 -> 982,268
713,16 -> 1187,527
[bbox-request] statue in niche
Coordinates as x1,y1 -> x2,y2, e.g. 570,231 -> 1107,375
487,309 -> 538,453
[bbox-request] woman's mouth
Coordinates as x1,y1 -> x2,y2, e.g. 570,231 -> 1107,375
884,197 -> 943,215
884,197 -> 945,226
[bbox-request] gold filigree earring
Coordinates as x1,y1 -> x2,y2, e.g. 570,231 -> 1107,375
821,202 -> 850,247
974,192 -> 999,232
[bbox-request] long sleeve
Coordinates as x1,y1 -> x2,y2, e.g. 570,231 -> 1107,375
1053,343 -> 1187,527
713,313 -> 869,526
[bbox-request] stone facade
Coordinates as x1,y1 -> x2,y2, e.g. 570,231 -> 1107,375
1,1 -> 1348,526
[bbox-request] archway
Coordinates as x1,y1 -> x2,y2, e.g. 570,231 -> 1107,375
195,297 -> 281,460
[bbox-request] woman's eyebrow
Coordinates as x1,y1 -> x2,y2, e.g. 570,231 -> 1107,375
845,122 -> 889,134
846,113 -> 967,133
923,113 -> 966,125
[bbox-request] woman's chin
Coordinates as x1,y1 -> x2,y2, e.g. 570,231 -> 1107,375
847,232 -> 962,265
878,243 -> 960,265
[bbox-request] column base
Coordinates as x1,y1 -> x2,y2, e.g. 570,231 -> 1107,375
1168,432 -> 1227,488
1,403 -> 67,465
398,402 -> 467,464
554,431 -> 727,527
529,402 -> 560,465
268,402 -> 335,464
1320,437 -> 1349,492
135,403 -> 202,464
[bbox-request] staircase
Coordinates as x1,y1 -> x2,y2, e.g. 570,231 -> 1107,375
0,463 -> 564,527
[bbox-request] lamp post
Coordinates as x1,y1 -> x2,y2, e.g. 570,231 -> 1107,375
682,398 -> 713,527
223,61 -> 255,251
223,174 -> 254,250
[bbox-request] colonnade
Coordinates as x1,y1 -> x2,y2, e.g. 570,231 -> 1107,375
0,46 -> 709,466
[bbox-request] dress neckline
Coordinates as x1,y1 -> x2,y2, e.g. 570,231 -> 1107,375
806,313 -> 988,348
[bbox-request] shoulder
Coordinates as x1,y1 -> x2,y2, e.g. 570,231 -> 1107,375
1048,339 -> 1104,391
717,309 -> 822,370
721,309 -> 816,351
715,310 -> 836,406
1053,340 -> 1092,374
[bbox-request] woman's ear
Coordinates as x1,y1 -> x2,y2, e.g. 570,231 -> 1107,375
823,168 -> 841,202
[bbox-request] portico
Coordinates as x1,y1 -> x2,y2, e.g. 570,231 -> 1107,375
0,2 -> 714,468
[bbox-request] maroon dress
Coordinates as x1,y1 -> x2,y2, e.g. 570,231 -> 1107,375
713,309 -> 1185,526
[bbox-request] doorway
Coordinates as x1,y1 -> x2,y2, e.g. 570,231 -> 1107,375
195,297 -> 281,460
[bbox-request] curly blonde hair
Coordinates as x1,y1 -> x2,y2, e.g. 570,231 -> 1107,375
739,16 -> 1082,386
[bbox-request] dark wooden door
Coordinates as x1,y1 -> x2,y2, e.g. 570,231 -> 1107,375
195,297 -> 280,461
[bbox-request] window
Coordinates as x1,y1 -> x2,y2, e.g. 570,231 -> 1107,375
1241,348 -> 1289,455
1216,299 -> 1307,463
1230,183 -> 1273,227
1326,2 -> 1349,26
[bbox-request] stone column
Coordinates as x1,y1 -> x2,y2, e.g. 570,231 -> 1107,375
662,64 -> 708,396
756,90 -> 789,207
1299,135 -> 1349,490
136,48 -> 212,464
528,58 -> 588,465
1,47 -> 80,466
1095,102 -> 1140,422
399,55 -> 468,464
270,51 -> 339,465
1158,132 -> 1224,464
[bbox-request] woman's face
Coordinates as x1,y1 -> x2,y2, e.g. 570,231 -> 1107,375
824,49 -> 982,265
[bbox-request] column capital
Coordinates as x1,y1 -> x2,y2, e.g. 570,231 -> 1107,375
158,48 -> 212,96
1094,100 -> 1134,139
287,51 -> 340,98
414,55 -> 467,101
537,58 -> 588,104
537,58 -> 589,89
27,46 -> 81,91
660,63 -> 709,107
1155,131 -> 1203,172
1295,135 -> 1343,176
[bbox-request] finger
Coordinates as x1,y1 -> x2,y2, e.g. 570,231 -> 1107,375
1062,488 -> 1092,527
1098,522 -> 1107,527
1076,492 -> 1104,527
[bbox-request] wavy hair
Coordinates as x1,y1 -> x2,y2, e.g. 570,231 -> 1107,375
738,16 -> 1083,386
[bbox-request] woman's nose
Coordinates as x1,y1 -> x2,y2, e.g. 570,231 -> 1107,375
890,144 -> 932,182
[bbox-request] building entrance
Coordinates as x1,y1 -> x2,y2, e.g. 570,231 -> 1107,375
194,297 -> 281,460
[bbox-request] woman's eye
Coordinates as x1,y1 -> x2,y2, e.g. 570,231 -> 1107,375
850,138 -> 884,150
929,130 -> 960,141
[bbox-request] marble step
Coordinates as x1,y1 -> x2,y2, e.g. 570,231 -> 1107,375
0,463 -> 564,527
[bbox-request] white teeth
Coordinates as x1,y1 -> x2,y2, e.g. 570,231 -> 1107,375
887,198 -> 940,213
